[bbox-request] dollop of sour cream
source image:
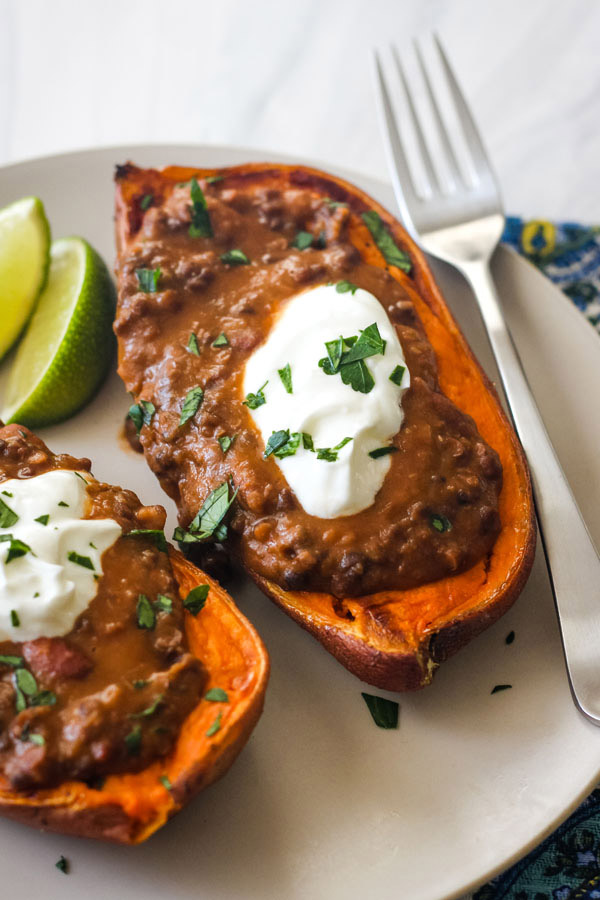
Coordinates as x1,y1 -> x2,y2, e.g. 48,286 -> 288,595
0,469 -> 122,642
243,283 -> 410,518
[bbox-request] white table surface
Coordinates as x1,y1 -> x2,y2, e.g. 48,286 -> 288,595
0,0 -> 599,223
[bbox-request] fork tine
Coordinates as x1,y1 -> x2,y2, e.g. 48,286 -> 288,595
413,39 -> 463,190
433,34 -> 495,180
372,50 -> 422,229
389,46 -> 440,196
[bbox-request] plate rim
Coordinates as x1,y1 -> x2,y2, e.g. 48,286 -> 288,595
1,141 -> 599,900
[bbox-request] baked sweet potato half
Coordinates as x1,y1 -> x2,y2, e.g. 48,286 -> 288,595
0,424 -> 269,843
114,161 -> 535,692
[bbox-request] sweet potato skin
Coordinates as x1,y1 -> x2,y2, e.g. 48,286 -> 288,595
0,551 -> 269,843
115,161 -> 536,692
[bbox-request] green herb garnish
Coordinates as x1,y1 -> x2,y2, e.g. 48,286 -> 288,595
243,381 -> 268,409
159,774 -> 172,791
204,687 -> 228,702
174,480 -> 237,546
55,856 -> 69,875
125,724 -> 142,755
34,514 -> 49,526
505,631 -> 515,645
58,501 -> 69,508
183,584 -> 209,616
1,490 -> 13,497
389,364 -> 406,386
128,399 -> 156,435
206,712 -> 222,737
361,692 -> 399,729
10,609 -> 20,627
302,433 -> 315,451
291,231 -> 314,250
131,693 -> 164,719
264,430 -> 293,459
220,249 -> 250,266
179,386 -> 204,427
318,323 -> 385,395
362,210 -> 412,273
212,332 -> 229,347
218,434 -> 235,454
15,667 -> 37,696
67,551 -> 94,570
0,496 -> 18,528
278,363 -> 293,394
136,594 -> 156,630
0,654 -> 23,667
135,267 -> 161,293
31,690 -> 57,707
316,437 -> 353,462
187,332 -> 200,356
368,446 -> 398,459
140,193 -> 153,211
6,539 -> 32,563
206,174 -> 224,184
155,594 -> 173,613
491,684 -> 512,694
27,732 -> 45,746
430,514 -> 452,533
127,529 -> 168,552
336,280 -> 358,295
323,197 -> 348,209
188,177 -> 213,238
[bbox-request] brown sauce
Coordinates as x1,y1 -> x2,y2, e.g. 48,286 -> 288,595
0,425 -> 205,791
115,175 -> 502,598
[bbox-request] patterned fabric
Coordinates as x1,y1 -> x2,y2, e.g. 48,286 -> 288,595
460,217 -> 600,900
502,217 -> 600,334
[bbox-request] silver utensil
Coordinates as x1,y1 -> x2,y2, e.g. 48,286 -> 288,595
373,36 -> 600,725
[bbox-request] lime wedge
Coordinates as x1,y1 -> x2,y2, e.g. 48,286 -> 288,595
0,196 -> 50,360
2,237 -> 116,427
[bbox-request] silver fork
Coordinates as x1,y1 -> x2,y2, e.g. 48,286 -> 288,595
373,36 -> 600,725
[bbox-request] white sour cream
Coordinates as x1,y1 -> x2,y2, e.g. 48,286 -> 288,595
243,283 -> 410,518
0,469 -> 122,641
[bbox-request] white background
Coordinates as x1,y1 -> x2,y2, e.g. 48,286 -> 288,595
0,0 -> 599,221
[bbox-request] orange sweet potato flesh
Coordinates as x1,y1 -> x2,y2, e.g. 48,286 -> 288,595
0,551 -> 269,843
116,162 -> 536,692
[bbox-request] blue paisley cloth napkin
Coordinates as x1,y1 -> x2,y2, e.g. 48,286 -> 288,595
461,216 -> 600,900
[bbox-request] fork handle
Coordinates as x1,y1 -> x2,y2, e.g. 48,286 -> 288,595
461,259 -> 600,725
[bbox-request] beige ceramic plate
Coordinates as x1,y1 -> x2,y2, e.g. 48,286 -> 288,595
0,145 -> 599,900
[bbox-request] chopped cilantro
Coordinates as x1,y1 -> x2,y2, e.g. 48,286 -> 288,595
135,267 -> 161,293
206,174 -> 224,184
183,584 -> 209,616
179,386 -> 204,427
189,177 -> 213,238
278,363 -> 293,394
430,514 -> 452,533
318,323 -> 385,394
154,594 -> 173,613
0,654 -> 23,667
187,332 -> 201,356
125,724 -> 142,755
131,693 -> 164,718
218,435 -> 235,454
204,687 -> 228,702
58,501 -> 69,507
336,280 -> 358,295
243,381 -> 268,409
10,609 -> 20,627
368,446 -> 398,459
316,437 -> 353,462
491,684 -> 512,694
174,480 -> 237,546
0,496 -> 18,528
15,668 -> 37,695
136,594 -> 156,630
34,514 -> 49,526
128,399 -> 155,435
291,231 -> 314,250
362,210 -> 412,273
206,712 -> 222,737
220,249 -> 250,266
55,856 -> 69,875
212,332 -> 229,347
159,774 -> 172,791
67,551 -> 94,570
6,539 -> 32,563
361,692 -> 399,729
389,365 -> 406,386
140,193 -> 153,211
